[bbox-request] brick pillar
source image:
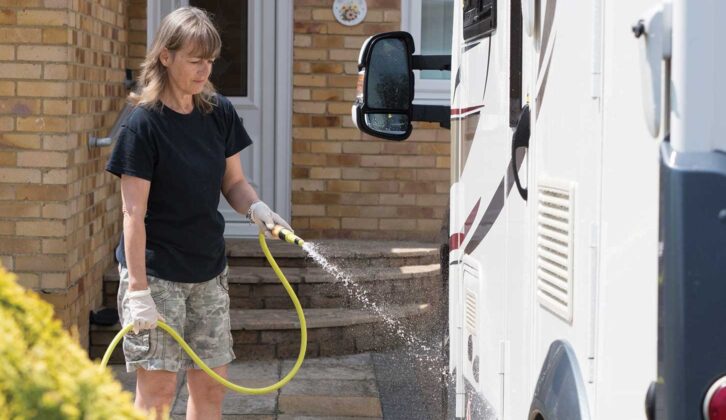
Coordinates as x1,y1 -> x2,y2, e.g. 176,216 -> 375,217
291,0 -> 450,241
0,0 -> 131,347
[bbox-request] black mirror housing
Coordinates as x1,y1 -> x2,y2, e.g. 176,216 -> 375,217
352,31 -> 416,141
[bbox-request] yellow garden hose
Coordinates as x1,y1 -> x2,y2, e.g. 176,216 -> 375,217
100,227 -> 307,395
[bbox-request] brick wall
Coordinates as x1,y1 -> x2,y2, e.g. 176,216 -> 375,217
291,0 -> 450,241
0,0 -> 130,347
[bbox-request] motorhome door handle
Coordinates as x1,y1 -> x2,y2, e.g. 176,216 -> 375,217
511,105 -> 531,201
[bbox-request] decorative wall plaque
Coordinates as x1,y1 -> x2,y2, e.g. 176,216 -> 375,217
333,0 -> 367,26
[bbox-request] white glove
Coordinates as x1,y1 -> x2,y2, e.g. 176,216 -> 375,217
123,288 -> 163,334
248,200 -> 292,238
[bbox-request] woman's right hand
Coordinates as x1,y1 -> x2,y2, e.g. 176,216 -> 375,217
123,289 -> 164,333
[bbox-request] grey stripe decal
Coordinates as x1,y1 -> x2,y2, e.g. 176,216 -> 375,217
464,147 -> 527,254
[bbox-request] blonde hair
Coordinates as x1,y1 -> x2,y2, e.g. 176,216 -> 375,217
130,7 -> 222,113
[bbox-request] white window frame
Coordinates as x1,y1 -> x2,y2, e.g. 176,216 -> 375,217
401,0 -> 452,106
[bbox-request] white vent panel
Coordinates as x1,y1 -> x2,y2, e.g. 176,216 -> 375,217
465,289 -> 477,333
537,180 -> 575,322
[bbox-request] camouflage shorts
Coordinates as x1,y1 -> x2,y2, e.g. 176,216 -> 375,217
117,265 -> 235,373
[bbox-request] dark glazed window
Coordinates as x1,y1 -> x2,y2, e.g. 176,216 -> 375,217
190,0 -> 249,97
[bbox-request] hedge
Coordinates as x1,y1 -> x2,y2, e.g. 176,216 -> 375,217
0,264 -> 147,419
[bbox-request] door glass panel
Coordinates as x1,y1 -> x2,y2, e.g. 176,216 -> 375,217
190,0 -> 248,97
421,0 -> 453,80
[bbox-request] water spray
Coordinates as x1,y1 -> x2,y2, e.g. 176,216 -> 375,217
100,225 -> 308,395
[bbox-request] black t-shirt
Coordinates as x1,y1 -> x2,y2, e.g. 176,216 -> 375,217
106,94 -> 252,283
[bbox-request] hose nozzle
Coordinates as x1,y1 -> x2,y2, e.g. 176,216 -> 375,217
271,225 -> 305,247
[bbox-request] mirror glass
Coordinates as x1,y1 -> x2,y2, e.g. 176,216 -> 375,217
365,38 -> 411,110
364,113 -> 409,136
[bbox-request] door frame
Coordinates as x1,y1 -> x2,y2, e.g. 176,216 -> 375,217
146,0 -> 292,236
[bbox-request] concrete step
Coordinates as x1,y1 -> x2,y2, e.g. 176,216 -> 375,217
226,239 -> 439,268
102,263 -> 442,310
90,303 -> 432,363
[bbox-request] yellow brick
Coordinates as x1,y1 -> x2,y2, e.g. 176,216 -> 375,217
384,10 -> 401,22
17,81 -> 67,98
0,151 -> 15,165
0,63 -> 42,79
41,203 -> 70,219
0,8 -> 15,24
327,102 -> 351,114
16,116 -> 68,132
14,273 -> 39,290
42,169 -> 69,184
0,202 -> 41,218
16,220 -> 66,237
0,81 -> 14,95
292,179 -> 325,191
327,128 -> 361,140
330,49 -> 359,61
293,102 -> 326,114
42,238 -> 66,254
341,217 -> 378,230
310,142 -> 342,153
380,194 -> 416,205
0,220 -> 14,235
43,64 -> 70,80
0,116 -> 13,131
17,45 -> 68,62
293,88 -> 311,100
42,27 -> 68,44
0,167 -> 39,183
380,218 -> 417,231
0,45 -> 14,60
309,217 -> 340,230
294,34 -> 312,47
311,8 -> 334,21
292,127 -> 326,140
309,167 -> 341,179
42,99 -> 71,115
293,75 -> 327,87
0,133 -> 41,149
0,98 -> 41,116
15,255 -> 66,272
17,9 -> 67,25
360,155 -> 398,167
0,27 -> 41,43
342,142 -> 382,154
291,204 -> 326,216
0,255 -> 13,271
399,156 -> 436,168
328,180 -> 360,192
17,151 -> 68,168
40,273 -> 68,289
293,48 -> 327,60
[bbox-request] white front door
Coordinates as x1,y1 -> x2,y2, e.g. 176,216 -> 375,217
148,0 -> 292,237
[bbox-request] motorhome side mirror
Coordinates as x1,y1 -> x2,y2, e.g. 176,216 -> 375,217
352,32 -> 415,141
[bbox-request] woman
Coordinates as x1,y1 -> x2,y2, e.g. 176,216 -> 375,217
106,7 -> 291,419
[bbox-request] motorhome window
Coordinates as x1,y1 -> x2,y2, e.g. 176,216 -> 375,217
463,0 -> 497,42
190,0 -> 249,97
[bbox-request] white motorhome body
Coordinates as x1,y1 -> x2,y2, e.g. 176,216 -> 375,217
449,1 -> 660,416
352,0 -> 726,418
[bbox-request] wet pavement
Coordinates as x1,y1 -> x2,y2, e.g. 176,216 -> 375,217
110,351 -> 445,419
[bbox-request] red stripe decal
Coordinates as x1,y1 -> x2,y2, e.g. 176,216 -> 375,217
451,105 -> 484,116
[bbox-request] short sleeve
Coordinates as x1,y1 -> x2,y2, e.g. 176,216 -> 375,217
105,113 -> 156,181
223,98 -> 253,157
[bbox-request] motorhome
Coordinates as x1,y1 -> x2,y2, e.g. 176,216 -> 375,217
352,0 -> 726,419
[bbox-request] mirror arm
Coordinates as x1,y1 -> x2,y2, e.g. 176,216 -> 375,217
412,104 -> 451,129
412,55 -> 452,71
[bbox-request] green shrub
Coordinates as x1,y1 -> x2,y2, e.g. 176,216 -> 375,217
0,264 -> 147,419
